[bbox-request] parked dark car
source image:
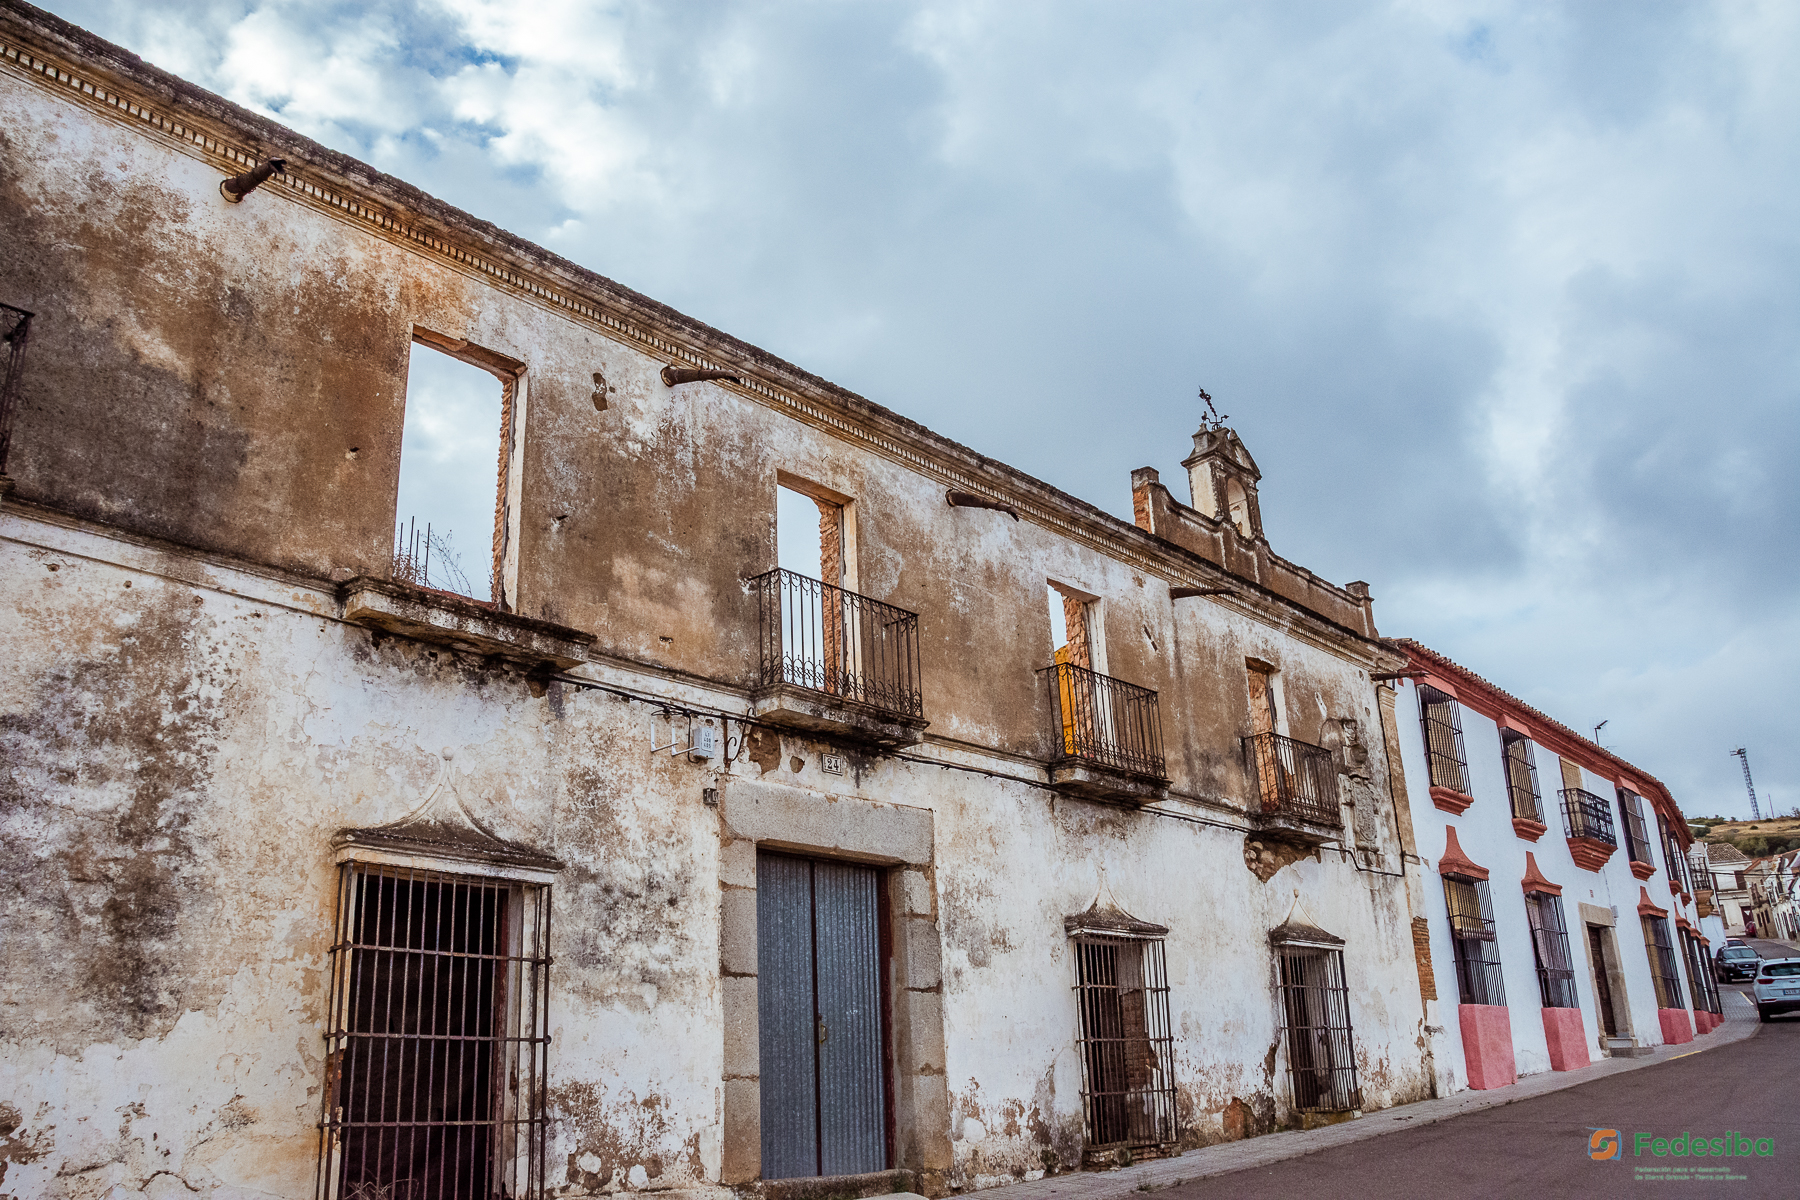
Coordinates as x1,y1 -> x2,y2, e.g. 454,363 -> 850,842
1716,945 -> 1761,982
1753,959 -> 1800,1022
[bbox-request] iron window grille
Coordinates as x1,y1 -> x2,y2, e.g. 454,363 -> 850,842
1618,790 -> 1654,867
1416,685 -> 1470,794
1660,818 -> 1691,893
0,302 -> 32,477
1641,915 -> 1685,1011
1043,662 -> 1166,779
751,567 -> 923,721
1559,788 -> 1617,847
1500,731 -> 1541,823
316,864 -> 552,1200
1241,731 -> 1341,827
1442,875 -> 1506,1007
1680,929 -> 1722,1017
1523,892 -> 1578,1008
1274,945 -> 1362,1113
1070,934 -> 1177,1152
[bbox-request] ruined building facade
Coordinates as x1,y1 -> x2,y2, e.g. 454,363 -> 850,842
0,6 -> 1435,1197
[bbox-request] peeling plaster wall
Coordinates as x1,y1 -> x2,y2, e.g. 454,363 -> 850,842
0,16 -> 1433,1199
0,530 -> 727,1198
0,523 -> 1431,1197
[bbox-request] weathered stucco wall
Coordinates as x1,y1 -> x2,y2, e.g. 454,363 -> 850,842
0,522 -> 732,1197
1,10 -> 1432,1200
1,516 -> 1430,1197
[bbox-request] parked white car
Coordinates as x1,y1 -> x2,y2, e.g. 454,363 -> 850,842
1752,958 -> 1800,1022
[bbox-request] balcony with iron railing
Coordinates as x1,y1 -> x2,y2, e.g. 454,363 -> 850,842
1560,787 -> 1618,873
748,568 -> 928,745
1242,731 -> 1342,845
1040,661 -> 1167,804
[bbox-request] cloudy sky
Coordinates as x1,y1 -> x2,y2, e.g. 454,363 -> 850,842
48,0 -> 1799,820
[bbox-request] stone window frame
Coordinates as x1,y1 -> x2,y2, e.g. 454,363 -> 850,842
319,831 -> 562,1200
717,777 -> 950,1192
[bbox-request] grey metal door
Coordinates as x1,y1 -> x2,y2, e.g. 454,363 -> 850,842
757,852 -> 888,1179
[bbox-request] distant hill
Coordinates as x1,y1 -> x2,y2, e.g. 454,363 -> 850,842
1689,814 -> 1800,859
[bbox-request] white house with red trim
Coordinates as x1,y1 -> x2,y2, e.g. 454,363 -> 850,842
1383,640 -> 1720,1098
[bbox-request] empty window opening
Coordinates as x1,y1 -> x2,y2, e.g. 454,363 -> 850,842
395,336 -> 520,603
1071,934 -> 1176,1153
0,302 -> 33,476
1246,662 -> 1279,737
1225,477 -> 1252,537
1501,731 -> 1542,822
1417,685 -> 1470,794
762,483 -> 917,711
1442,875 -> 1505,1006
1641,916 -> 1685,1010
1048,584 -> 1094,671
316,865 -> 551,1200
756,852 -> 891,1180
1044,584 -> 1158,773
1242,663 -> 1340,822
776,483 -> 841,585
1523,892 -> 1578,1008
1275,945 -> 1362,1113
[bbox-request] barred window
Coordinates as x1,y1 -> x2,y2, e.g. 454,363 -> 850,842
1417,685 -> 1470,794
1641,916 -> 1685,1011
1660,818 -> 1691,892
1500,731 -> 1541,822
1071,935 -> 1176,1151
1275,945 -> 1362,1113
1442,875 -> 1505,1006
1680,930 -> 1721,1017
1618,790 -> 1654,867
316,864 -> 552,1200
1523,892 -> 1578,1008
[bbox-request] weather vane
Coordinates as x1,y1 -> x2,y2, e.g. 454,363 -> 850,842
1198,385 -> 1229,430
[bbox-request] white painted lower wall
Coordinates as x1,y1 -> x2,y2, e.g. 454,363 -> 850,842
1391,681 -> 1704,1099
0,511 -> 1434,1198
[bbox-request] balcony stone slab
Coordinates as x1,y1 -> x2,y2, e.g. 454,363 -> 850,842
1250,806 -> 1341,849
1045,758 -> 1168,806
749,682 -> 928,747
340,577 -> 594,671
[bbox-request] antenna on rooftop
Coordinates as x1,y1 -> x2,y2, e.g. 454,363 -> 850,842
1198,385 -> 1229,430
1732,747 -> 1762,820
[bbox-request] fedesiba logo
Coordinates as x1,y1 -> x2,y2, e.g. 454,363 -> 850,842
1588,1127 -> 1775,1162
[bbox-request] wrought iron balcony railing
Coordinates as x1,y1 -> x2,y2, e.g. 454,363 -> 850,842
1040,662 -> 1165,779
1560,787 -> 1617,846
751,568 -> 923,720
1241,731 -> 1342,827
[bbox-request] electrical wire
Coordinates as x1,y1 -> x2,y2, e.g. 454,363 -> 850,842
542,667 -> 1408,867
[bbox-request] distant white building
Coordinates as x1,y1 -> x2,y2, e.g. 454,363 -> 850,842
1748,851 -> 1799,943
1693,842 -> 1754,939
1385,640 -> 1720,1098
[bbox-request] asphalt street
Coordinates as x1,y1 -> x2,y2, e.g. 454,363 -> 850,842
1160,971 -> 1800,1198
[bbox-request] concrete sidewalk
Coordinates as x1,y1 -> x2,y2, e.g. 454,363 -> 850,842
965,993 -> 1763,1200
